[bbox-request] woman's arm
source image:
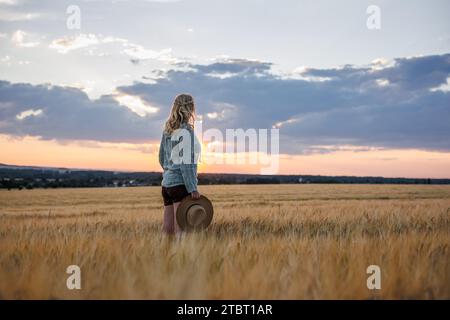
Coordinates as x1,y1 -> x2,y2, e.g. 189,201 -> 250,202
158,134 -> 165,169
180,127 -> 198,194
180,163 -> 197,194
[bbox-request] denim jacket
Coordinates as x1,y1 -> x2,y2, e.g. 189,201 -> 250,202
158,122 -> 200,193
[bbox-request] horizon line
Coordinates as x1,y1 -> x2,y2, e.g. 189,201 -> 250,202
1,162 -> 449,180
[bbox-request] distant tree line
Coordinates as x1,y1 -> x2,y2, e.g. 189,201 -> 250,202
0,166 -> 448,190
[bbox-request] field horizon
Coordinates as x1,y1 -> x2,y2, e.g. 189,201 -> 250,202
0,184 -> 449,299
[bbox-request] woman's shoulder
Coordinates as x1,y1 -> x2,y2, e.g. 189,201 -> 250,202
164,123 -> 193,139
180,122 -> 194,132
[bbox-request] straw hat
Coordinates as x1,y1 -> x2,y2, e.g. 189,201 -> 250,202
176,195 -> 214,231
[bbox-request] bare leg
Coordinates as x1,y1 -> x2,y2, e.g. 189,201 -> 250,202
173,202 -> 182,234
163,205 -> 175,234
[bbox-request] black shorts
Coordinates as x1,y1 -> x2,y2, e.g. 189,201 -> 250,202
162,185 -> 190,206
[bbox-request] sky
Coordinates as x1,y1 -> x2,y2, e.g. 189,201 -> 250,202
0,0 -> 450,177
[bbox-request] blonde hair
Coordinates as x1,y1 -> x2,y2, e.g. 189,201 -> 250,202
164,93 -> 195,134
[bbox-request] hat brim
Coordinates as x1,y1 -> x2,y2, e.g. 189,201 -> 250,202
176,195 -> 214,231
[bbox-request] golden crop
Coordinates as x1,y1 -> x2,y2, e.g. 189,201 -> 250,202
0,184 -> 449,299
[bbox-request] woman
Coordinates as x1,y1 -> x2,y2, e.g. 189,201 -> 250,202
159,93 -> 201,235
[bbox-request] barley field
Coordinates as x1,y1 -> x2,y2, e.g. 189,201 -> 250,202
0,184 -> 449,299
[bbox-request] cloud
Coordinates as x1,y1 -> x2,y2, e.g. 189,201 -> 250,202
0,0 -> 40,21
118,53 -> 450,153
49,33 -> 177,64
430,77 -> 450,93
0,53 -> 449,154
16,108 -> 43,120
11,30 -> 39,47
49,34 -> 100,54
0,81 -> 167,143
113,92 -> 159,117
0,55 -> 11,64
122,45 -> 174,62
0,11 -> 39,21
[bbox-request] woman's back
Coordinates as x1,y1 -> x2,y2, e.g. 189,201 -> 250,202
159,122 -> 200,194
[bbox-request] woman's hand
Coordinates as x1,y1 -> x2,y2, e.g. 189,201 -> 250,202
191,190 -> 201,200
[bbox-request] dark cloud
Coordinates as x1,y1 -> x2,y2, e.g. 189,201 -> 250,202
119,54 -> 450,153
193,59 -> 273,74
1,54 -> 449,154
0,81 -> 165,143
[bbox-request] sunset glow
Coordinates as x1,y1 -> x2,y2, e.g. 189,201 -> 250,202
1,134 -> 449,178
